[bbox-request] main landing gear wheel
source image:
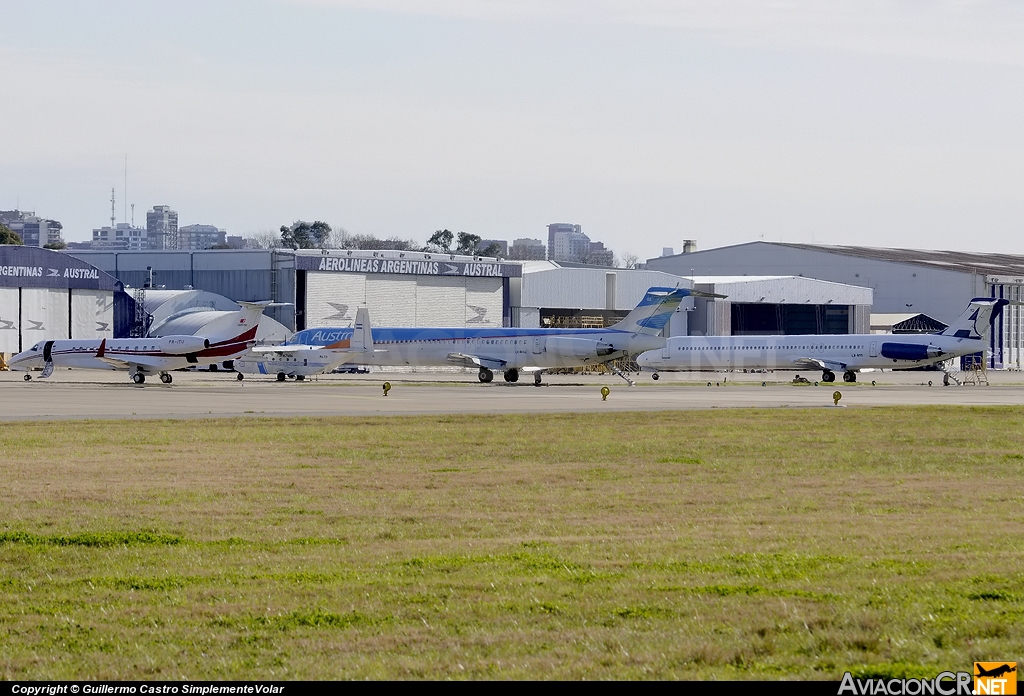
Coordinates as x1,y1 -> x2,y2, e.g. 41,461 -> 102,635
277,372 -> 286,382
843,370 -> 856,383
652,373 -> 660,381
503,369 -> 519,383
160,373 -> 172,384
296,375 -> 305,381
822,370 -> 836,383
534,372 -> 543,386
132,373 -> 146,384
478,367 -> 494,383
236,372 -> 244,381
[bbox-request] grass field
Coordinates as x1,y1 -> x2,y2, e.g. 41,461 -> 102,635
1,407 -> 1023,679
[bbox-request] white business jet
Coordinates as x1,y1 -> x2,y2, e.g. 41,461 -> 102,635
637,297 -> 1008,385
9,301 -> 271,384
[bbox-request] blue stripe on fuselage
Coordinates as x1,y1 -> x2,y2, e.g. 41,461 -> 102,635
288,327 -> 634,346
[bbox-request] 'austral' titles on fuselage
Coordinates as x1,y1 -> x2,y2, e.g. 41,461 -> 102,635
288,326 -> 664,369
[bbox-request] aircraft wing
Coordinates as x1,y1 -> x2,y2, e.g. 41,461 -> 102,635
446,352 -> 507,370
249,345 -> 326,354
95,354 -> 173,371
792,357 -> 848,371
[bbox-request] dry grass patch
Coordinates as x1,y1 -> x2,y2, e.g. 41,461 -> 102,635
0,407 -> 1023,678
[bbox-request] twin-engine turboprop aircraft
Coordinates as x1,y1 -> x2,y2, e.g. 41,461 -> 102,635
637,297 -> 1008,384
239,286 -> 702,385
9,301 -> 271,384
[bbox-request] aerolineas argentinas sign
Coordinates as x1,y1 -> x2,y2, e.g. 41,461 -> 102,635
298,254 -> 521,278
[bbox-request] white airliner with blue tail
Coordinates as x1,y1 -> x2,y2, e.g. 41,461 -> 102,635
637,297 -> 1008,384
236,286 -> 701,384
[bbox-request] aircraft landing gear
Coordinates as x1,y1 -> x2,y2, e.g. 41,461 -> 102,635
236,372 -> 244,381
503,369 -> 519,383
295,374 -> 305,381
652,373 -> 660,381
132,373 -> 146,384
843,370 -> 856,383
534,372 -> 543,387
822,370 -> 836,383
478,367 -> 494,383
23,374 -> 31,381
160,372 -> 172,384
277,372 -> 286,382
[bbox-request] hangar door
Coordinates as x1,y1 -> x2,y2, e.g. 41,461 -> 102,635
71,289 -> 115,339
305,273 -> 503,328
0,288 -> 18,353
21,288 -> 70,345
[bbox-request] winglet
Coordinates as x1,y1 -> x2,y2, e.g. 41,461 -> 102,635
96,338 -> 106,358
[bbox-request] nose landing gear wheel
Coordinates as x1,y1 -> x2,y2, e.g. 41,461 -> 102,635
236,372 -> 244,381
478,367 -> 494,383
160,373 -> 172,384
23,374 -> 31,381
277,372 -> 286,382
822,370 -> 836,383
132,373 -> 146,384
652,373 -> 660,381
843,370 -> 856,383
503,369 -> 519,383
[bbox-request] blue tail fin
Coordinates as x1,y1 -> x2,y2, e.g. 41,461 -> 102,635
939,298 -> 1008,340
610,287 -> 690,336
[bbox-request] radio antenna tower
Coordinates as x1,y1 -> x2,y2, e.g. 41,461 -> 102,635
124,155 -> 128,223
110,188 -> 116,228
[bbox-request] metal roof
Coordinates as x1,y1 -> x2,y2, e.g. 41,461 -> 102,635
771,243 -> 1024,276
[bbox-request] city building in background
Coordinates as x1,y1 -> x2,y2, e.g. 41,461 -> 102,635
546,223 -> 580,260
179,224 -> 227,250
146,205 -> 179,250
478,239 -> 508,256
91,223 -> 149,250
508,238 -> 546,260
0,210 -> 64,247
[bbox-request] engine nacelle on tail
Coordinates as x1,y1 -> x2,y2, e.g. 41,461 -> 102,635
880,342 -> 943,361
158,335 -> 211,354
544,336 -> 616,359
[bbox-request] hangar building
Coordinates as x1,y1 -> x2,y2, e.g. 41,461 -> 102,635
647,242 -> 1024,368
0,245 -> 119,355
515,261 -> 872,338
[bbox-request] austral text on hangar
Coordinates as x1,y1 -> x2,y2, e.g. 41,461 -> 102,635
300,255 -> 521,278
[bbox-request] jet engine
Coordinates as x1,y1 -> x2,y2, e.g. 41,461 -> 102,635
880,342 -> 943,361
158,336 -> 212,354
544,336 -> 616,359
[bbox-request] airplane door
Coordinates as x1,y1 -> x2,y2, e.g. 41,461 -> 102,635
661,342 -> 671,360
532,336 -> 543,354
869,341 -> 878,357
42,340 -> 54,362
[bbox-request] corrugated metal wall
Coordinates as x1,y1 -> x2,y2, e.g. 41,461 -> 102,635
0,288 -> 19,352
305,273 -> 502,328
71,290 -> 114,339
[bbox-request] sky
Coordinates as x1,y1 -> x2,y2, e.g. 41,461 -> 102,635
2,0 -> 1024,260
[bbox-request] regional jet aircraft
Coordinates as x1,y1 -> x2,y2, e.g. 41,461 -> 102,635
637,298 -> 1008,385
234,307 -> 375,381
9,301 -> 271,384
249,287 -> 702,385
